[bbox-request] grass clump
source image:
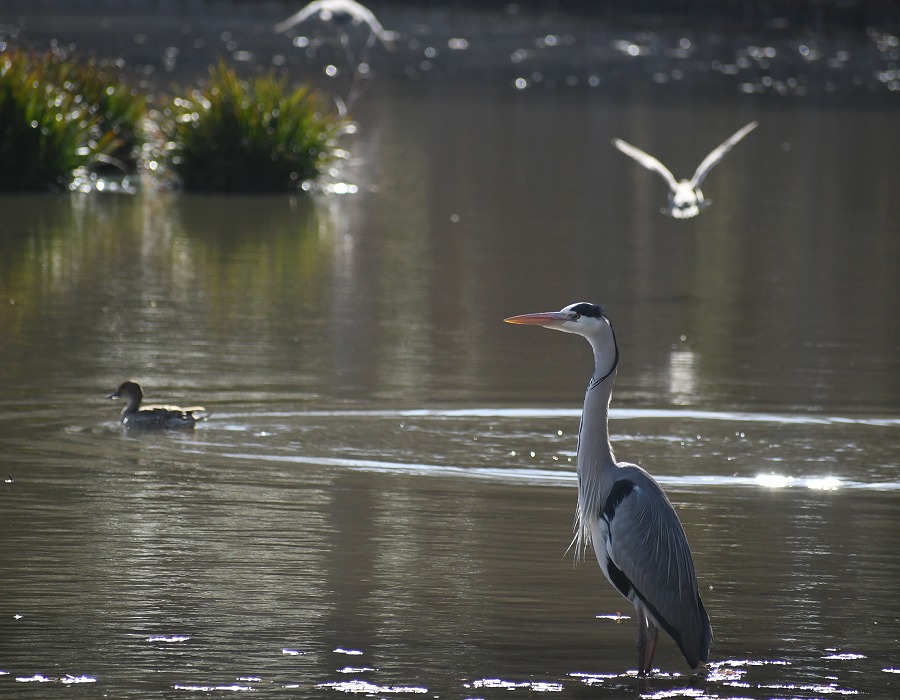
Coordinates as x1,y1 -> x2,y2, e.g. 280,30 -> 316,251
0,49 -> 339,194
157,61 -> 341,192
0,48 -> 107,191
62,56 -> 147,172
0,47 -> 146,191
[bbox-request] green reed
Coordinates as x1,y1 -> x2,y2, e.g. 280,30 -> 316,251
156,61 -> 341,192
0,47 -> 145,191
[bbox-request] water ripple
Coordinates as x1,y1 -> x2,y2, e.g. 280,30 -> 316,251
213,407 -> 900,428
219,451 -> 900,491
316,679 -> 428,694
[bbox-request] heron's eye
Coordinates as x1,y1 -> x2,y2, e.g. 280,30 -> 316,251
572,313 -> 581,320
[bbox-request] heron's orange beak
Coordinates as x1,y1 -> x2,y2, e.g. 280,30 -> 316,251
504,312 -> 568,327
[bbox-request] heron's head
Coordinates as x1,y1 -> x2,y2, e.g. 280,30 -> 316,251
505,302 -> 619,383
504,302 -> 611,337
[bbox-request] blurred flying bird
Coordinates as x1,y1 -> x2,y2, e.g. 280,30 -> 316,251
107,381 -> 207,430
273,0 -> 395,51
505,303 -> 712,675
613,121 -> 758,219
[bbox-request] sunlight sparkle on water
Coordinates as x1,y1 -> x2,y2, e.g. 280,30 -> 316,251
710,658 -> 791,668
569,671 -> 620,686
823,652 -> 865,660
596,613 -> 631,621
756,472 -> 795,488
317,680 -> 428,693
759,682 -> 858,695
174,683 -> 253,692
16,675 -> 51,683
705,664 -> 745,683
466,678 -> 562,691
15,673 -> 96,685
706,659 -> 793,685
807,476 -> 843,490
148,635 -> 190,642
323,182 -> 359,195
756,473 -> 844,490
612,40 -> 645,57
641,689 -> 714,699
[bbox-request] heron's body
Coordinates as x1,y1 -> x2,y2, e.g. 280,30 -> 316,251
108,381 -> 206,430
613,121 -> 758,219
506,303 -> 711,675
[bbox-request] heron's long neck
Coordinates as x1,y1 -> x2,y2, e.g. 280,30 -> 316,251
573,337 -> 618,555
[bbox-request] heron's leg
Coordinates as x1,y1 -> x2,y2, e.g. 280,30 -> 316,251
642,622 -> 659,676
635,609 -> 648,676
634,604 -> 660,676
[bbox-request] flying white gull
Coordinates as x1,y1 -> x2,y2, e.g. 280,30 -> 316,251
273,0 -> 395,51
613,121 -> 758,219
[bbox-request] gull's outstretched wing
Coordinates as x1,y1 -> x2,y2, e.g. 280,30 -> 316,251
613,138 -> 679,191
273,0 -> 323,33
690,121 -> 758,187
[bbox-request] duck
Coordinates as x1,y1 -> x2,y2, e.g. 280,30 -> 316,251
613,121 -> 758,219
107,381 -> 207,430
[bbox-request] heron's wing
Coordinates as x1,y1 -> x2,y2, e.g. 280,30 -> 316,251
690,120 -> 758,187
273,1 -> 323,33
612,139 -> 678,190
604,469 -> 710,667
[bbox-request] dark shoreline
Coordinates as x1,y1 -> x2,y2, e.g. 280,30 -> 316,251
2,0 -> 897,104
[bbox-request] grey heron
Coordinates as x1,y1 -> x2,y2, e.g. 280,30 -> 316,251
613,121 -> 758,219
505,302 -> 712,675
107,381 -> 207,430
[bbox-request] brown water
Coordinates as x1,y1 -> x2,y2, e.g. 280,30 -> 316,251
1,2 -> 899,698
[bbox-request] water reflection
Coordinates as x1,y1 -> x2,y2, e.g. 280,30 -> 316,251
667,348 -> 698,404
2,3 -> 900,699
